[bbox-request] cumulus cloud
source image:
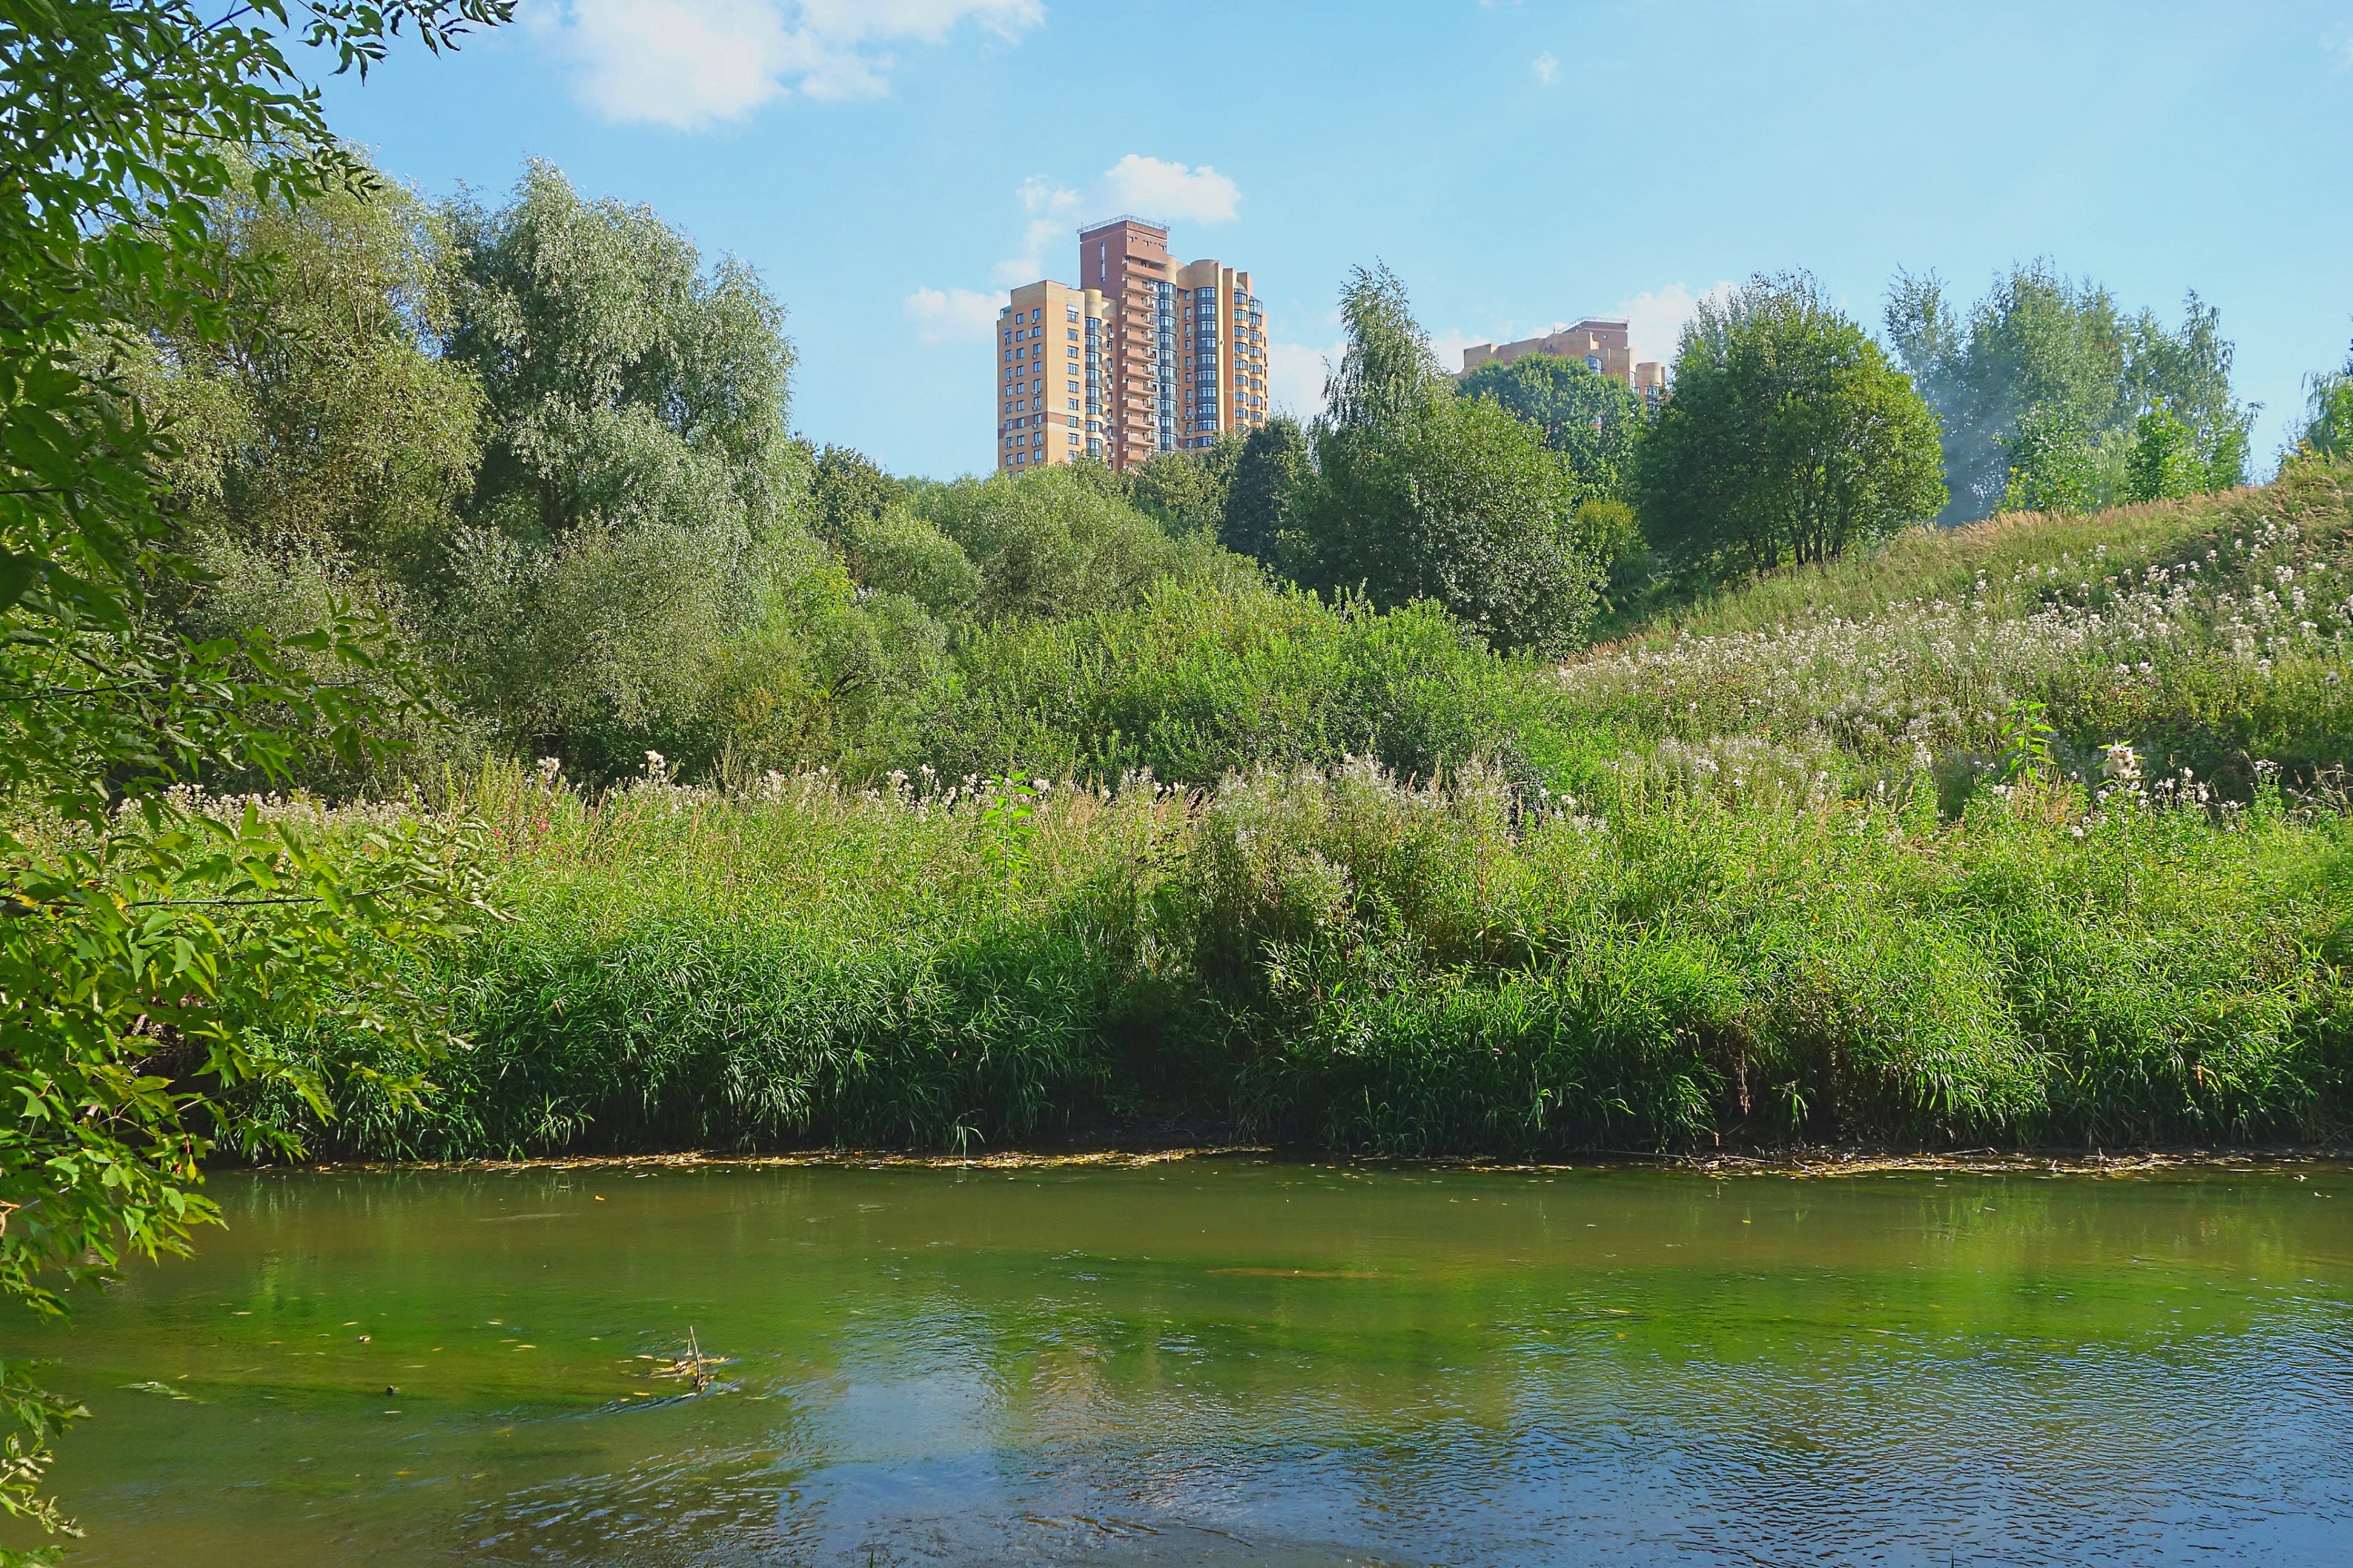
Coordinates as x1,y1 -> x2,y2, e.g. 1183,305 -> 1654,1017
914,154 -> 1248,355
992,176 -> 1082,284
1532,51 -> 1559,86
530,0 -> 1043,129
1100,154 -> 1241,224
1268,338 -> 1340,422
1612,280 -> 1736,366
903,285 -> 1001,344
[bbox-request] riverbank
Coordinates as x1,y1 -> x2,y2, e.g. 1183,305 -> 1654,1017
240,754 -> 2351,1161
278,1145 -> 2353,1177
215,468 -> 2353,1163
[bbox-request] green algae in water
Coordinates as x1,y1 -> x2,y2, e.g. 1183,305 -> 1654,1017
4,1162 -> 2351,1565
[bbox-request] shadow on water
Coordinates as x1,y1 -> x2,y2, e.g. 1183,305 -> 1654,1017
4,1160 -> 2351,1565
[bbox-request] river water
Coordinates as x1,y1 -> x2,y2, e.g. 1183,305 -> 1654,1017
4,1160 -> 2350,1565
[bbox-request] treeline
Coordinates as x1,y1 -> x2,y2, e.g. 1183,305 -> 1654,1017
127,151 -> 2350,794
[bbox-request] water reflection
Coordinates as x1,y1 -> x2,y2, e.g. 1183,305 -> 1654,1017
4,1162 -> 2349,1565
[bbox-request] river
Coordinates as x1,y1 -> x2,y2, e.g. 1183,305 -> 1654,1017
4,1159 -> 2349,1565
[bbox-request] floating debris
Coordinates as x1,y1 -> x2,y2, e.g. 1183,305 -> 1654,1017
653,1328 -> 730,1393
125,1381 -> 194,1401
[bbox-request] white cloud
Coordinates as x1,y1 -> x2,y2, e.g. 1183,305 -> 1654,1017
1269,338 -> 1340,422
903,285 -> 1001,344
529,0 -> 1043,130
1612,280 -> 1736,366
992,176 -> 1082,283
915,154 -> 1248,356
1100,154 -> 1241,224
1532,51 -> 1559,87
1429,330 -> 1490,376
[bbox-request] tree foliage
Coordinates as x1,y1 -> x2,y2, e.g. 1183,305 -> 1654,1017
2297,338 -> 2353,462
806,443 -> 901,556
2123,408 -> 2204,504
109,153 -> 489,791
1455,351 -> 1648,498
1637,273 -> 1946,580
431,161 -> 809,768
912,465 -> 1250,625
1998,405 -> 2097,515
1124,440 -> 1237,535
0,0 -> 506,1550
1321,262 -> 1445,434
1284,269 -> 1601,655
1886,261 -> 2255,519
1220,416 -> 1308,563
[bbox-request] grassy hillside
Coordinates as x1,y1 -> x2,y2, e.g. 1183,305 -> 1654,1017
237,462 -> 2353,1160
1563,457 -> 2353,800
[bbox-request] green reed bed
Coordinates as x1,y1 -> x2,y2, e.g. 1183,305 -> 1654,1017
262,746 -> 2352,1160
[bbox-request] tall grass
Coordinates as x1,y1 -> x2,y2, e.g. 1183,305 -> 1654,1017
259,749 -> 2351,1158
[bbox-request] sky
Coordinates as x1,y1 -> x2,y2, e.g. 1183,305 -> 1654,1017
316,0 -> 2353,480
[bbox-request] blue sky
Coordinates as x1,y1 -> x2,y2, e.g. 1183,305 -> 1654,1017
318,0 -> 2353,480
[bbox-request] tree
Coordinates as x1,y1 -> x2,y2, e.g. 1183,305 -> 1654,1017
1886,262 -> 2255,519
433,162 -> 808,772
1638,273 -> 1946,580
912,466 -> 1247,624
1125,439 -> 1237,534
1284,269 -> 1601,654
1573,496 -> 1647,600
1455,352 -> 1648,497
0,0 -> 505,1548
806,443 -> 901,556
1321,262 -> 1446,433
445,161 -> 800,547
1998,405 -> 2097,514
2295,338 -> 2353,462
1220,416 -> 1308,562
2123,408 -> 2203,503
2119,291 -> 2255,489
123,152 -> 483,573
107,149 -> 489,793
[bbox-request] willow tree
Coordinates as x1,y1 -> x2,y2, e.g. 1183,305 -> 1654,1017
432,161 -> 807,775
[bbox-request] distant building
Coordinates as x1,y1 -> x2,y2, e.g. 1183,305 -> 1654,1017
994,280 -> 1109,472
1460,318 -> 1667,407
996,217 -> 1269,474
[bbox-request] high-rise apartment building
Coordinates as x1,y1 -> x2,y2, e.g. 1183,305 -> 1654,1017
994,279 -> 1110,471
1460,319 -> 1668,407
997,216 -> 1269,473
